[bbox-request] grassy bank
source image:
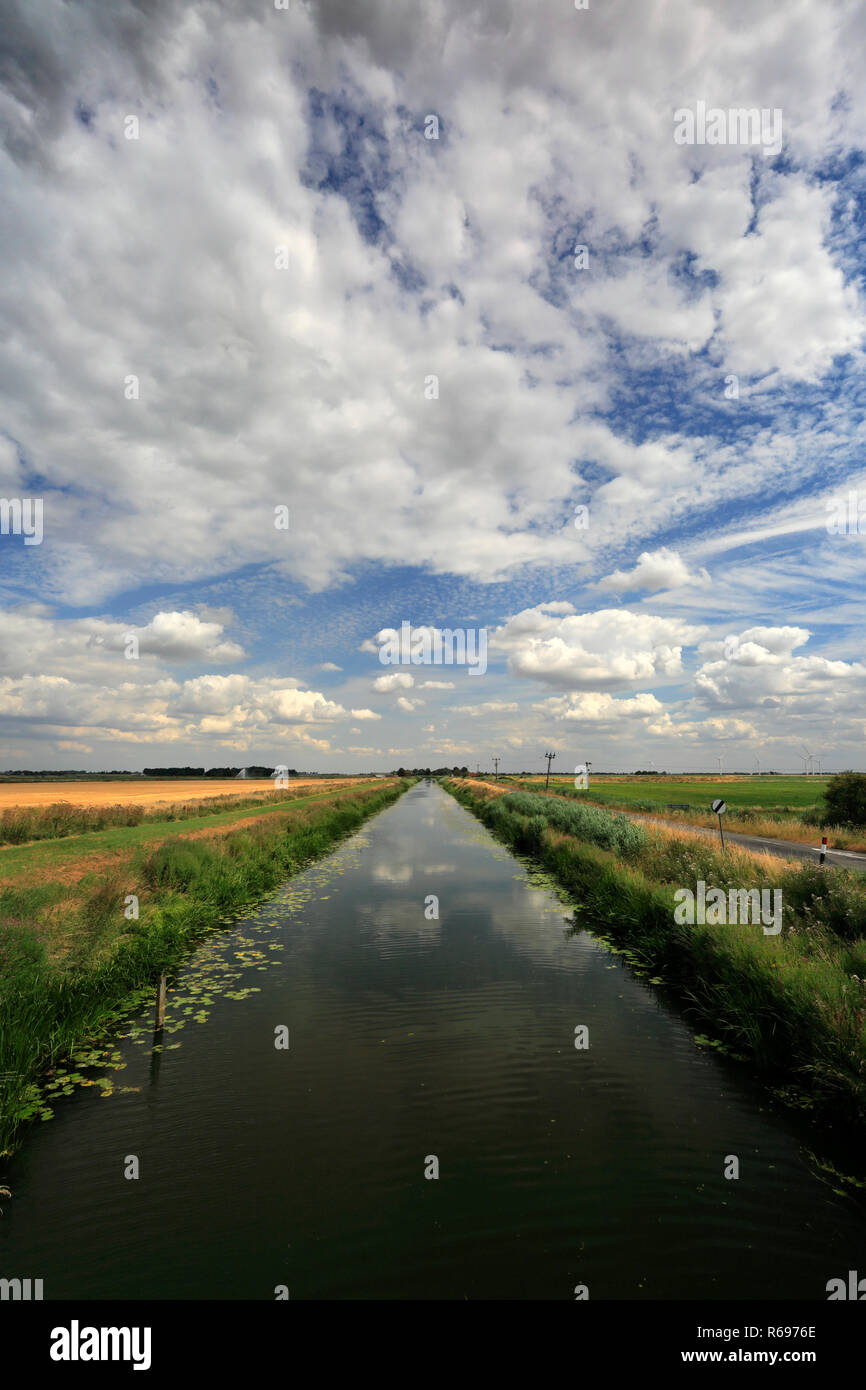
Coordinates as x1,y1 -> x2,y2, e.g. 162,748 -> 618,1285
0,778 -> 409,1154
502,774 -> 865,850
445,779 -> 866,1136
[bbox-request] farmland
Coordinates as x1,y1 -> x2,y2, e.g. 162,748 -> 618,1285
0,777 -> 374,847
0,776 -> 359,811
513,773 -> 826,811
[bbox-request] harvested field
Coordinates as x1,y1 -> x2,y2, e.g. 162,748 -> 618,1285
0,777 -> 363,811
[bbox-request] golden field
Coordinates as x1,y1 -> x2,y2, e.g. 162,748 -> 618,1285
0,777 -> 362,811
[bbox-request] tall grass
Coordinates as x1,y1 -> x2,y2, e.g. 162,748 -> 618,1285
0,780 -> 409,1153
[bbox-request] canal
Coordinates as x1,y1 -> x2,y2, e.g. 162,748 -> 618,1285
2,780 -> 864,1299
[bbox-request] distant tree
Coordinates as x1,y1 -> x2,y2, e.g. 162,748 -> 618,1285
823,771 -> 866,826
143,767 -> 205,777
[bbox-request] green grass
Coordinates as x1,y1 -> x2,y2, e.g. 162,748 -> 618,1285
0,779 -> 410,1154
511,774 -> 827,813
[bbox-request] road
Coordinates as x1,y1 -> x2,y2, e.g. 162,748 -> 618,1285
621,810 -> 866,873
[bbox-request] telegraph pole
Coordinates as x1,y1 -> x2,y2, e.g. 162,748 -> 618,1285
493,757 -> 500,779
544,751 -> 555,790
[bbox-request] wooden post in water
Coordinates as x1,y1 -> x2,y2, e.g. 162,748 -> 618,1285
155,974 -> 166,1030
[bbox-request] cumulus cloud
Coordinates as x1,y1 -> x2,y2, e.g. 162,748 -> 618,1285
536,692 -> 665,723
695,626 -> 866,713
372,672 -> 415,693
491,605 -> 706,691
597,548 -> 711,594
396,695 -> 422,712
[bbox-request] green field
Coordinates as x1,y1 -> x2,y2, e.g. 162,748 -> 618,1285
514,775 -> 826,814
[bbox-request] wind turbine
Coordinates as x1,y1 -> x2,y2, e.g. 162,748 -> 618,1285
752,754 -> 761,775
801,745 -> 814,775
716,754 -> 724,776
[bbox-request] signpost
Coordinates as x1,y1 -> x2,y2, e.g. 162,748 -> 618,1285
711,798 -> 727,850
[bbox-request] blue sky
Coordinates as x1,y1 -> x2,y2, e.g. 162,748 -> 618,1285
0,0 -> 865,772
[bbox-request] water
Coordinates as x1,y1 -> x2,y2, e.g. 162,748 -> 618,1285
2,782 -> 864,1299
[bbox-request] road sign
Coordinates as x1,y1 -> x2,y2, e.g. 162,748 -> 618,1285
711,799 -> 727,814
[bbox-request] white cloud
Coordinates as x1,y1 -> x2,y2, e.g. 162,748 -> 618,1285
373,672 -> 415,693
597,548 -> 711,594
492,605 -> 706,691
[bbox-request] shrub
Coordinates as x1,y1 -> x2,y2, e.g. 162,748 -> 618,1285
823,771 -> 866,828
499,790 -> 649,858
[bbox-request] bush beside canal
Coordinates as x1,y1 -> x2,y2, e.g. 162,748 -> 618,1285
445,779 -> 866,1134
0,779 -> 410,1154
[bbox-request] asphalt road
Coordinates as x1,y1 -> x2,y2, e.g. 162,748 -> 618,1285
622,810 -> 866,873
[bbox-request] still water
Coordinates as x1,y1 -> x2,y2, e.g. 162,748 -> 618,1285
2,781 -> 864,1299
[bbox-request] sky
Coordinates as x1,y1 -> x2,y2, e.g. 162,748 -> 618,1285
0,0 -> 865,774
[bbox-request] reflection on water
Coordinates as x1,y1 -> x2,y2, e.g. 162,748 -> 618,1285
1,782 -> 865,1300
